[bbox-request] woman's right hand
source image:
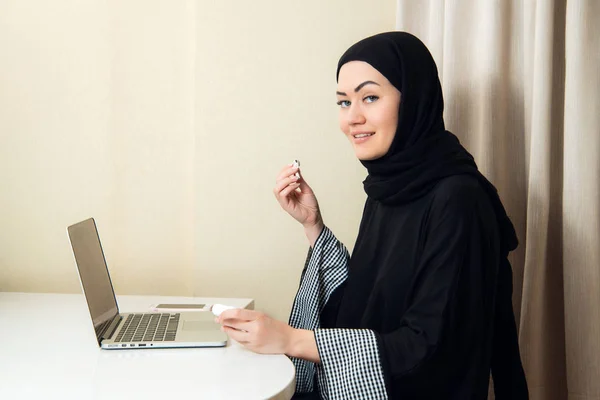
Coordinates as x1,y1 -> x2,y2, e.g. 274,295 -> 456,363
273,163 -> 322,230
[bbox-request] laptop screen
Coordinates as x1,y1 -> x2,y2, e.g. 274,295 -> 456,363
67,218 -> 119,343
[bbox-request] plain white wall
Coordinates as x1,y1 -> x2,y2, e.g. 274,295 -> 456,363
0,0 -> 396,321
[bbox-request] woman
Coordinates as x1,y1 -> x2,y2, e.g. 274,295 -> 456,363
215,32 -> 529,399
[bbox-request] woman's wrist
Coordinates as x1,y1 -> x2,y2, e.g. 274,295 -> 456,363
286,328 -> 320,364
304,220 -> 324,248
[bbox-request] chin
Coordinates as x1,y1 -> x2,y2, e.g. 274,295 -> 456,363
355,151 -> 384,161
356,154 -> 376,161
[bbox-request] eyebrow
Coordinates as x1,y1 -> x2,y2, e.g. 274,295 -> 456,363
336,80 -> 380,96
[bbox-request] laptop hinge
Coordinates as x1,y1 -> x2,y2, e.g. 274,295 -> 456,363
102,314 -> 123,340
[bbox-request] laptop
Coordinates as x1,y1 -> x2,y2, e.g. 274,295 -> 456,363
67,217 -> 227,349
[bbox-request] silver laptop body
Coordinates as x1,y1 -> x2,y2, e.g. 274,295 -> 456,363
67,218 -> 227,349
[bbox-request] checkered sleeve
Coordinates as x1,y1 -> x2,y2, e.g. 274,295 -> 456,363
314,329 -> 388,399
288,226 -> 350,394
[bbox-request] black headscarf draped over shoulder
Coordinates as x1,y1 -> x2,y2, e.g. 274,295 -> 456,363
336,32 -> 518,253
330,32 -> 528,399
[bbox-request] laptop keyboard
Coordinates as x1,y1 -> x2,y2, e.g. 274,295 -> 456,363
114,313 -> 180,342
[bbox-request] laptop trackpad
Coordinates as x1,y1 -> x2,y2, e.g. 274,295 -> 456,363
183,320 -> 217,331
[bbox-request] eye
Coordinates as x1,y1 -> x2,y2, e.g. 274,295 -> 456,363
364,95 -> 379,103
336,100 -> 351,108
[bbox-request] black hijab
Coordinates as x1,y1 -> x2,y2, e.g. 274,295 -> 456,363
336,32 -> 517,253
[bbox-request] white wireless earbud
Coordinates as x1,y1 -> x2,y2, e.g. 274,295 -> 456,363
292,159 -> 301,179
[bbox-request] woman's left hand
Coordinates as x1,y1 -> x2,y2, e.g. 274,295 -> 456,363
216,309 -> 295,354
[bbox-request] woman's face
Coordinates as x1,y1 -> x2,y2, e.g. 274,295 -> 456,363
336,61 -> 401,161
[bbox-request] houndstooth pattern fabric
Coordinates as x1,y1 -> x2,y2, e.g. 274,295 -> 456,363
288,226 -> 389,399
288,226 -> 350,393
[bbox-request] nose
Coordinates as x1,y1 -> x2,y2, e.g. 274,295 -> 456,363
347,103 -> 366,126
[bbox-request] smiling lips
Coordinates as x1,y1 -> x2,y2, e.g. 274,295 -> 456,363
352,132 -> 375,143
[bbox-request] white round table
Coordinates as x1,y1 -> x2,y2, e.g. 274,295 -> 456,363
0,292 -> 296,400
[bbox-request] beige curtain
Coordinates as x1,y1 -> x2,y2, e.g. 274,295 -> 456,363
396,1 -> 600,399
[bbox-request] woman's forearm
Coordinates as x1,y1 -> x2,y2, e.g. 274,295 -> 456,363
286,328 -> 321,364
304,221 -> 324,248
